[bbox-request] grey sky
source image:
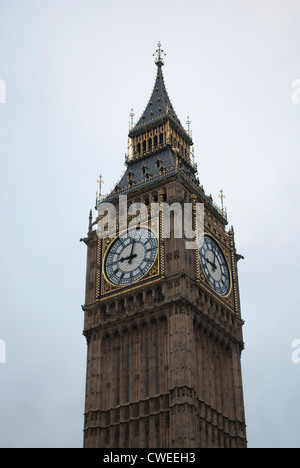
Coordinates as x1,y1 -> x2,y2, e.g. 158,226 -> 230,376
0,0 -> 299,448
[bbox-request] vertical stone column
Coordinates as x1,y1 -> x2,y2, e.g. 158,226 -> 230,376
214,340 -> 222,413
231,344 -> 247,446
169,302 -> 195,447
219,345 -> 229,421
228,228 -> 242,319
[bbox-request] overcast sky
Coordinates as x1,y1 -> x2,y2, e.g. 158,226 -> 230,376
0,0 -> 300,448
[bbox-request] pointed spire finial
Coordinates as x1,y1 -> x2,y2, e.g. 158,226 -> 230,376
127,136 -> 131,160
186,116 -> 191,135
153,41 -> 166,67
97,175 -> 104,203
219,189 -> 226,217
89,209 -> 92,232
130,108 -> 135,129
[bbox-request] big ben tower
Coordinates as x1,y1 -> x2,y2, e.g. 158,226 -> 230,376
81,43 -> 247,449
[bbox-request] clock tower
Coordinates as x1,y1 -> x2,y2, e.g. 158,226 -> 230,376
81,43 -> 247,449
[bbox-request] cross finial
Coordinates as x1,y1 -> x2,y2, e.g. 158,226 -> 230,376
186,116 -> 191,134
97,175 -> 104,202
153,41 -> 166,66
218,189 -> 226,215
130,108 -> 135,129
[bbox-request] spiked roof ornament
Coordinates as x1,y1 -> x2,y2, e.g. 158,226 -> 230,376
153,41 -> 166,67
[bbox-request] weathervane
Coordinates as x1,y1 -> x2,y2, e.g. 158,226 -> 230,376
153,41 -> 166,66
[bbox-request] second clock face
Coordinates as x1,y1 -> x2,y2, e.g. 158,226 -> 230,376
104,228 -> 158,286
199,235 -> 230,296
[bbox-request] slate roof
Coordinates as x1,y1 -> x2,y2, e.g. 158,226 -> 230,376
129,63 -> 192,145
103,148 -> 227,223
105,149 -> 176,199
105,148 -> 197,201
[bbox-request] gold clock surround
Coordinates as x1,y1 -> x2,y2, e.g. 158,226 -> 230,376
196,231 -> 234,310
97,221 -> 164,301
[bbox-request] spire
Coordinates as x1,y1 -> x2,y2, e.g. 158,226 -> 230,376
129,108 -> 135,130
129,42 -> 192,146
218,189 -> 227,218
186,116 -> 191,135
89,209 -> 92,233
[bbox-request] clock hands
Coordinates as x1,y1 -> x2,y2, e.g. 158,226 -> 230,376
119,253 -> 137,263
128,239 -> 136,264
205,256 -> 217,271
212,249 -> 216,266
105,228 -> 158,287
199,236 -> 231,296
119,240 -> 137,264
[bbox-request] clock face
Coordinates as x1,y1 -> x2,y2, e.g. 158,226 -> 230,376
199,235 -> 230,296
104,228 -> 158,286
